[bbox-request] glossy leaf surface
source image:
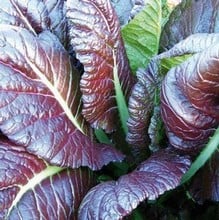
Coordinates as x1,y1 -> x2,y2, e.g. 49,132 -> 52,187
0,0 -> 49,33
0,25 -> 124,170
0,139 -> 94,219
0,0 -> 66,43
161,36 -> 219,152
43,0 -> 67,44
127,60 -> 160,161
78,149 -> 191,219
160,0 -> 219,50
66,0 -> 135,132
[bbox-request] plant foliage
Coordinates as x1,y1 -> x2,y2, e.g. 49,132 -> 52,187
0,0 -> 219,219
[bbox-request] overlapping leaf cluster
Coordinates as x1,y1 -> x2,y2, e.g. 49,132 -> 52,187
0,0 -> 218,219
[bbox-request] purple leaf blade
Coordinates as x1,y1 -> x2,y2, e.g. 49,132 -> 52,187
0,0 -> 50,34
0,139 -> 95,219
66,0 -> 135,132
78,149 -> 191,219
190,151 -> 219,203
43,0 -> 67,44
0,139 -> 47,218
127,60 -> 160,161
160,0 -> 219,50
7,169 -> 94,220
161,38 -> 219,152
0,0 -> 66,43
0,25 -> 124,170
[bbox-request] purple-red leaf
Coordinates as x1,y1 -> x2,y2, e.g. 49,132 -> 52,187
127,60 -> 160,161
0,0 -> 50,34
189,151 -> 219,203
0,139 -> 45,219
160,0 -> 219,50
161,37 -> 219,152
78,149 -> 191,219
0,25 -> 124,170
0,139 -> 95,219
43,0 -> 67,44
66,0 -> 135,132
0,0 -> 66,43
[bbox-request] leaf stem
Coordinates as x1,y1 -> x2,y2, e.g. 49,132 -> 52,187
112,49 -> 129,134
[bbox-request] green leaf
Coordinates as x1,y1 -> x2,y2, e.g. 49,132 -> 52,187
94,129 -> 112,145
181,127 -> 219,184
122,0 -> 162,73
160,54 -> 192,75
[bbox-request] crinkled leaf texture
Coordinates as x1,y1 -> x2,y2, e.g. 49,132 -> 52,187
78,149 -> 191,220
66,0 -> 135,133
160,34 -> 219,153
160,0 -> 219,50
0,0 -> 66,43
0,25 -> 124,170
127,61 -> 160,161
110,0 -> 133,26
190,151 -> 219,203
0,139 -> 95,219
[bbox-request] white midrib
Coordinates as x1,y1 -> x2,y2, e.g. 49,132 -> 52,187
7,166 -> 64,217
11,0 -> 37,36
26,58 -> 85,134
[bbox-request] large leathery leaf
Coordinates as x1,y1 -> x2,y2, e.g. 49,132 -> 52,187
78,149 -> 191,219
161,40 -> 219,152
0,25 -> 124,170
66,0 -> 135,133
0,139 -> 95,219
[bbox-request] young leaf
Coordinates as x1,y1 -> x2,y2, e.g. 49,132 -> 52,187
0,25 -> 124,170
160,0 -> 219,50
0,139 -> 95,219
66,0 -> 135,133
122,0 -> 163,73
127,59 -> 160,161
78,149 -> 191,219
